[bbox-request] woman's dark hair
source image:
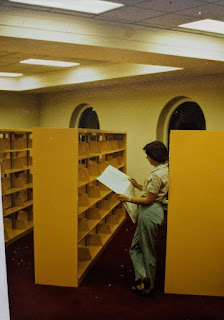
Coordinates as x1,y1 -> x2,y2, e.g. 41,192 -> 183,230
143,141 -> 168,163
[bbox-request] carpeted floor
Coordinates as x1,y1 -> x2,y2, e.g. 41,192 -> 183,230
5,215 -> 224,320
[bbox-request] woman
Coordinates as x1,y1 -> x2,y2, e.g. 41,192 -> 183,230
117,141 -> 169,296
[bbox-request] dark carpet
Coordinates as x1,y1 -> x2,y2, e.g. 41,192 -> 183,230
5,215 -> 224,320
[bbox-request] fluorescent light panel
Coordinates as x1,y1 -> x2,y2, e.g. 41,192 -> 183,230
0,72 -> 23,77
9,0 -> 124,14
179,19 -> 224,35
20,59 -> 80,67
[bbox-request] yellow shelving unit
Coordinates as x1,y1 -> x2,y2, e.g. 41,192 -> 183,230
0,129 -> 33,245
33,128 -> 127,287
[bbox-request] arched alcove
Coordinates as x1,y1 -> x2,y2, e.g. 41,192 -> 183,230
69,103 -> 100,129
157,97 -> 206,146
168,101 -> 206,147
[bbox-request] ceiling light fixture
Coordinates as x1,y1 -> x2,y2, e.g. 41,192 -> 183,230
0,72 -> 23,77
20,59 -> 80,67
9,0 -> 124,14
179,19 -> 224,35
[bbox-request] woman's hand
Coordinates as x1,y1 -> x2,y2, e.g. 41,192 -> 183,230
129,178 -> 142,190
117,194 -> 129,202
129,178 -> 138,187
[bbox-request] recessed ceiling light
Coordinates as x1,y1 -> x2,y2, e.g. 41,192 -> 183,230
179,19 -> 224,35
9,0 -> 124,14
20,59 -> 80,67
0,72 -> 23,77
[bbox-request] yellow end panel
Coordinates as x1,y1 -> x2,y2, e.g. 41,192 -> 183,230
33,128 -> 78,287
165,130 -> 224,297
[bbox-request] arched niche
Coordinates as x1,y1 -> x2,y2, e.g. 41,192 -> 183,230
69,103 -> 100,129
157,96 -> 206,146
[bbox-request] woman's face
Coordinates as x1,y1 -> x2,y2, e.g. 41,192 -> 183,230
146,154 -> 153,165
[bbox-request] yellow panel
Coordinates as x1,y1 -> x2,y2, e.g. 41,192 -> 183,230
165,130 -> 224,296
33,128 -> 78,287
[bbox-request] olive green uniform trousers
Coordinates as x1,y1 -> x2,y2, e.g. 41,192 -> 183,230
129,202 -> 164,289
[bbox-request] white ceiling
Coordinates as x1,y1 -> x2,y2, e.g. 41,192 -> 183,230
0,0 -> 224,92
1,0 -> 224,31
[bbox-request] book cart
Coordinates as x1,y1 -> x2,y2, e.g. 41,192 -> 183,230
33,128 -> 127,287
0,129 -> 33,245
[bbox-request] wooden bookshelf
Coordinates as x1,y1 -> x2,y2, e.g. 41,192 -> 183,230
33,128 -> 127,287
0,129 -> 33,245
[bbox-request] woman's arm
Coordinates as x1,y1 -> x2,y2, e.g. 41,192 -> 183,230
117,191 -> 157,206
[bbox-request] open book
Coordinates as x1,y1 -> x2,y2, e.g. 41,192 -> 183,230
97,165 -> 138,223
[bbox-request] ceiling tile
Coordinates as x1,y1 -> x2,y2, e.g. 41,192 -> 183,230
0,50 -> 106,76
215,0 -> 224,5
199,0 -> 221,3
0,52 -> 15,58
1,1 -> 51,11
0,53 -> 28,65
140,14 -> 202,27
48,8 -> 94,18
106,0 -> 145,4
0,63 -> 68,75
133,0 -> 205,12
176,4 -> 224,19
97,6 -> 165,22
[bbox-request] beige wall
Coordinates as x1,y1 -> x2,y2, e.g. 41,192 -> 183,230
39,74 -> 224,184
1,75 -> 223,184
0,92 -> 40,129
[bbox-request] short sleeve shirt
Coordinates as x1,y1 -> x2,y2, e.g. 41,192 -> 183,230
141,162 -> 169,203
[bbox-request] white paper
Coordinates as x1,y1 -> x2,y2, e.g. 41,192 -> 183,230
0,167 -> 10,320
97,165 -> 138,223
